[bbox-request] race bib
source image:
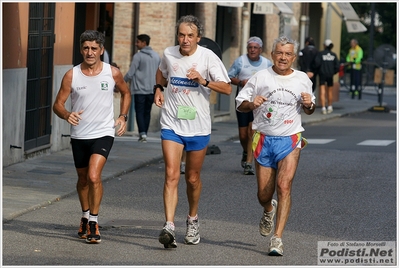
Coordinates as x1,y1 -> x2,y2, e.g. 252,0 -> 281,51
177,105 -> 196,120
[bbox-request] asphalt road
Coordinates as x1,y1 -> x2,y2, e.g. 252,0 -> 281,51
2,111 -> 396,266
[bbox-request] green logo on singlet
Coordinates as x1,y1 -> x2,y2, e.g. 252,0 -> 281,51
101,81 -> 109,91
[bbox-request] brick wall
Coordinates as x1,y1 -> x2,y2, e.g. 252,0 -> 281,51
113,2 -> 177,75
138,3 -> 176,59
113,2 -> 134,75
197,3 -> 217,40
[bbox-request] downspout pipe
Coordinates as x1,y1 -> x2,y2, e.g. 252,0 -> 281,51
241,3 -> 250,55
300,15 -> 308,49
128,3 -> 140,132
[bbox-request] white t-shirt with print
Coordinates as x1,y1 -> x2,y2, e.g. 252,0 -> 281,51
236,66 -> 315,136
159,45 -> 230,137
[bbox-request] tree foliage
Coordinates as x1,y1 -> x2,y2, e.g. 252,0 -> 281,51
340,3 -> 397,62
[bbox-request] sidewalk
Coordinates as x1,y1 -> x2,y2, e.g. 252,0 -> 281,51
2,90 -> 388,222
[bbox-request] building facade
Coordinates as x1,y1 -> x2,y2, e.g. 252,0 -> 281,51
3,2 -> 347,167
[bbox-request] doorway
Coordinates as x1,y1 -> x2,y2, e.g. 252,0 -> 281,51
25,3 -> 55,151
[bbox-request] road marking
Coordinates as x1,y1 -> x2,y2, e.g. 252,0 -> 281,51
306,139 -> 335,144
357,140 -> 396,146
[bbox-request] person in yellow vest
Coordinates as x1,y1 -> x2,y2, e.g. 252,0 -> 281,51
346,39 -> 363,99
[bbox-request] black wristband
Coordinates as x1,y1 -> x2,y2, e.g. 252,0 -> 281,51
203,80 -> 210,87
153,84 -> 164,94
119,114 -> 128,121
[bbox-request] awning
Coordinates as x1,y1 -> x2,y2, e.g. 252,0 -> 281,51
252,2 -> 298,26
273,2 -> 293,15
252,2 -> 292,15
336,3 -> 367,33
217,2 -> 244,8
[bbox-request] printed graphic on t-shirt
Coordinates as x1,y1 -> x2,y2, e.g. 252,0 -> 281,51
260,88 -> 301,126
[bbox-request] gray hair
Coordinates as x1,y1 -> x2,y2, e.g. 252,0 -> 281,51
247,36 -> 263,48
175,15 -> 204,37
80,30 -> 105,49
272,36 -> 299,55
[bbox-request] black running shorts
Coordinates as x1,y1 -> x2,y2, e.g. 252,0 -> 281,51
71,136 -> 114,168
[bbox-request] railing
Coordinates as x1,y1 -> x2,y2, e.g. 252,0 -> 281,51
339,61 -> 396,93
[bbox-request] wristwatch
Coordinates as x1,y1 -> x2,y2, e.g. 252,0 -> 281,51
119,114 -> 128,121
153,84 -> 164,94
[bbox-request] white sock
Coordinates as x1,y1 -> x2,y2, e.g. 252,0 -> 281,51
82,209 -> 90,219
166,221 -> 175,230
89,214 -> 98,223
187,214 -> 198,221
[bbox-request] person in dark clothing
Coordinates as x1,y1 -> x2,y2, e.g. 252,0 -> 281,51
298,37 -> 318,92
314,39 -> 340,114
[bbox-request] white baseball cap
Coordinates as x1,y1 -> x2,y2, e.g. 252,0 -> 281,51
324,39 -> 333,46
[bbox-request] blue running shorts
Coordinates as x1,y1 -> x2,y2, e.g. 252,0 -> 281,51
252,132 -> 306,169
161,129 -> 210,151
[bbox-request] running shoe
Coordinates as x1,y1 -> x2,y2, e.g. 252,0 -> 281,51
259,199 -> 277,236
78,217 -> 88,239
241,151 -> 247,168
159,223 -> 177,248
321,107 -> 327,114
327,106 -> 333,114
86,221 -> 101,243
138,134 -> 147,143
184,217 -> 200,245
269,235 -> 284,256
244,163 -> 255,175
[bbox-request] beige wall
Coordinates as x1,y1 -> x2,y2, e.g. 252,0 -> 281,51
320,3 -> 343,59
3,2 -> 76,68
54,3 -> 75,65
2,3 -> 29,69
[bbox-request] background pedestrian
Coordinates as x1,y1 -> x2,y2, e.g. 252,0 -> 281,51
346,39 -> 363,99
124,34 -> 161,142
314,39 -> 340,114
228,36 -> 272,175
298,37 -> 319,92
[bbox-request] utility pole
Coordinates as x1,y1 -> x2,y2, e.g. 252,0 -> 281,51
367,3 -> 376,87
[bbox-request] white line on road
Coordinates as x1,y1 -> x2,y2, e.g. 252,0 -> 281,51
357,140 -> 396,146
306,139 -> 336,144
